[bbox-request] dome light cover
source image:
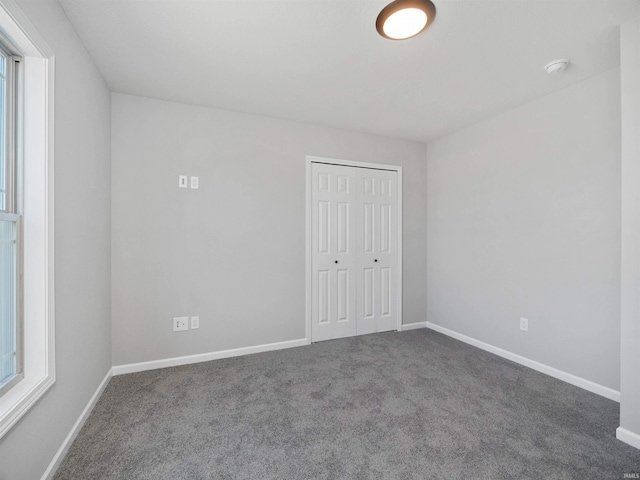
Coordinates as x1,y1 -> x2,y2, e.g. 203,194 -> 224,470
376,0 -> 437,40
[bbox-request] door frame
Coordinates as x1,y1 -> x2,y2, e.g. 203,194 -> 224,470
305,155 -> 403,344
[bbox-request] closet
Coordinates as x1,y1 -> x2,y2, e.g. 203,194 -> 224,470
310,161 -> 399,342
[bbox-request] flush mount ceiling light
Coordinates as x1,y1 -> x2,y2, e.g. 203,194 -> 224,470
376,0 -> 436,40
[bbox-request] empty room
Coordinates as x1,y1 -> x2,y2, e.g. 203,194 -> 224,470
1,0 -> 640,478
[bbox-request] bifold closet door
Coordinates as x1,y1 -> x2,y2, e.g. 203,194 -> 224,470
311,163 -> 358,342
311,162 -> 398,343
356,168 -> 398,335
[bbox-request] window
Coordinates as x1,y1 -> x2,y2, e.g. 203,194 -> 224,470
0,0 -> 55,439
0,39 -> 21,397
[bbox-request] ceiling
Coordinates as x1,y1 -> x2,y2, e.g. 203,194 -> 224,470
58,0 -> 640,143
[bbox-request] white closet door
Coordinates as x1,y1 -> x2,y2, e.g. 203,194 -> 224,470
356,168 -> 398,335
311,163 -> 358,342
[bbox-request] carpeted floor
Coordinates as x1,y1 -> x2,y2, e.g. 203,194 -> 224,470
53,329 -> 640,479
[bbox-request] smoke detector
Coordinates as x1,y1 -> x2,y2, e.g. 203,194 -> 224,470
544,59 -> 570,74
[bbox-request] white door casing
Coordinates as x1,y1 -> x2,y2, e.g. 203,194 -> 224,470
308,157 -> 402,343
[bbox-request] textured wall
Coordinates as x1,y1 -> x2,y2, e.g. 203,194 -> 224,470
426,69 -> 621,390
0,0 -> 112,479
111,93 -> 428,366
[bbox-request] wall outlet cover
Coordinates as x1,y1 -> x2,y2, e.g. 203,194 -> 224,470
190,176 -> 199,189
520,317 -> 529,332
173,316 -> 189,331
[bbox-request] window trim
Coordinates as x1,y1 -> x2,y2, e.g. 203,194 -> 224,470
0,0 -> 55,439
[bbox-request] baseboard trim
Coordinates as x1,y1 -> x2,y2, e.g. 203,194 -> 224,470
426,322 -> 620,402
112,338 -> 308,376
41,368 -> 113,480
401,321 -> 428,331
617,427 -> 640,450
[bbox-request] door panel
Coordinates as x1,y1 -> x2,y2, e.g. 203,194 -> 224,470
318,201 -> 329,254
363,203 -> 375,253
363,267 -> 374,319
381,267 -> 391,316
311,163 -> 357,342
337,269 -> 349,322
337,202 -> 349,254
356,169 -> 398,335
318,270 -> 330,324
337,175 -> 349,193
381,204 -> 391,253
311,162 -> 398,342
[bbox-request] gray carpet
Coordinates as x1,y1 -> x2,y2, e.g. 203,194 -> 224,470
53,329 -> 640,479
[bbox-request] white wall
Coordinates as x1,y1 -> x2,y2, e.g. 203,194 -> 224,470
426,68 -> 621,390
619,15 -> 640,444
0,0 -> 112,478
111,94 -> 428,366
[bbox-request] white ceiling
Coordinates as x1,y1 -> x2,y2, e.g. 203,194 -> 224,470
58,0 -> 640,142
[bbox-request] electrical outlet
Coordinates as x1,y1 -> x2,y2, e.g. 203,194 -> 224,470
520,317 -> 529,332
173,316 -> 188,331
190,176 -> 199,189
190,316 -> 200,329
178,175 -> 188,188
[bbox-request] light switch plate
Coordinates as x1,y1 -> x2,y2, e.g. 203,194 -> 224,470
178,175 -> 188,188
190,316 -> 200,329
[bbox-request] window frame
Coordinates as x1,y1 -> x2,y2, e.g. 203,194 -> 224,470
0,37 -> 22,398
0,39 -> 19,214
0,212 -> 22,396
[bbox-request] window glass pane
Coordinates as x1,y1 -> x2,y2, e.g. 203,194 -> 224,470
0,53 -> 5,211
0,218 -> 16,386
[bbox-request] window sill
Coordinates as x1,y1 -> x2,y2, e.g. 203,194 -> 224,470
0,372 -> 55,438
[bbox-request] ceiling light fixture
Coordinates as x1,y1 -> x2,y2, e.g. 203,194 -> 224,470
376,0 -> 436,40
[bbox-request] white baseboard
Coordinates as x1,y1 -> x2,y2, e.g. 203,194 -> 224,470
41,368 -> 113,480
617,427 -> 640,450
401,321 -> 428,331
112,338 -> 308,376
426,322 -> 620,402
